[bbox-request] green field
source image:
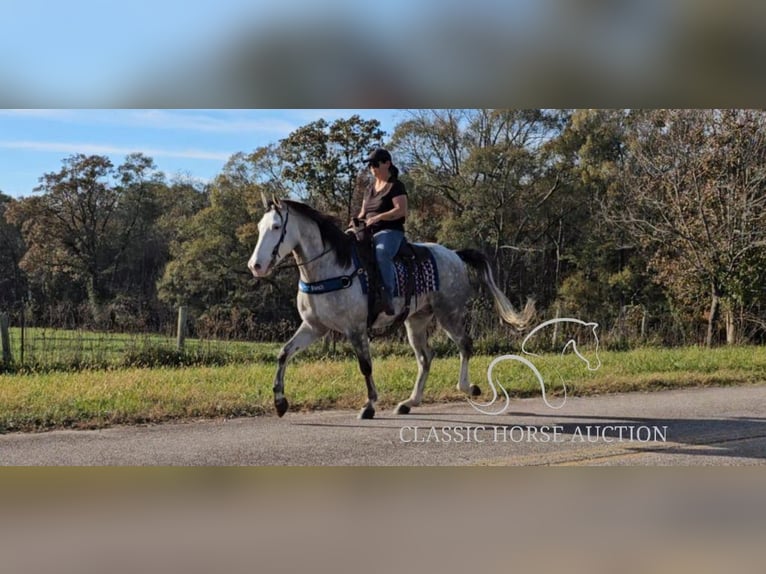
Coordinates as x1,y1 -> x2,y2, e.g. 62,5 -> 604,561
3,327 -> 285,371
1,340 -> 765,433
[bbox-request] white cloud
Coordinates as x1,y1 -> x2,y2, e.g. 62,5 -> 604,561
0,140 -> 232,161
0,109 -> 78,119
0,109 -> 399,134
127,110 -> 299,133
0,109 -> 301,134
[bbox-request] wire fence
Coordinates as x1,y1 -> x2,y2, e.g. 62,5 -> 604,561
2,295 -> 742,374
0,306 -> 290,373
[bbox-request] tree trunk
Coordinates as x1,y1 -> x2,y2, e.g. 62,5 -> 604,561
86,274 -> 105,327
705,283 -> 721,348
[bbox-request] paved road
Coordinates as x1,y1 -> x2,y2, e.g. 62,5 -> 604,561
2,385 -> 766,465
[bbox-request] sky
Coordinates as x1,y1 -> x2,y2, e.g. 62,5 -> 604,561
0,109 -> 403,198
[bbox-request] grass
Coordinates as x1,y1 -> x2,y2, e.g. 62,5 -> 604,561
3,327 -> 284,372
3,327 -> 444,372
1,344 -> 765,433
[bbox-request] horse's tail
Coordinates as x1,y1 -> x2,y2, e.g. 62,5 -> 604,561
456,249 -> 536,331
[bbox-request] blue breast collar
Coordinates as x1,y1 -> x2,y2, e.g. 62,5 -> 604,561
298,249 -> 364,294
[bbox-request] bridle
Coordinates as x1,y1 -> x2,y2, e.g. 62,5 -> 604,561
266,203 -> 289,272
261,200 -> 363,297
266,203 -> 333,271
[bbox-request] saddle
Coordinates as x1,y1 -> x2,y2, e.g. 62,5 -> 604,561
347,219 -> 431,329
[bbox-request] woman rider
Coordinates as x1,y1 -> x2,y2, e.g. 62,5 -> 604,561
356,148 -> 408,316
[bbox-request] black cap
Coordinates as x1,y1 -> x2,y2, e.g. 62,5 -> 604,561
363,148 -> 392,164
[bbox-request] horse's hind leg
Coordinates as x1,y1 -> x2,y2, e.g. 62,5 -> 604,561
395,311 -> 434,415
434,307 -> 481,398
347,330 -> 378,420
273,321 -> 328,417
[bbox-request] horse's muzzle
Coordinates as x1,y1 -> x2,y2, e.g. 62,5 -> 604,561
248,259 -> 268,277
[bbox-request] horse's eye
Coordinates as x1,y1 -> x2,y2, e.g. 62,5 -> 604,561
272,225 -> 281,231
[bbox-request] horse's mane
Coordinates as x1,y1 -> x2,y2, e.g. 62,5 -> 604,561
282,200 -> 354,268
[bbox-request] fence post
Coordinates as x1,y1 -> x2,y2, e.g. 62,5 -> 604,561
0,313 -> 12,366
551,304 -> 560,350
640,305 -> 647,341
176,306 -> 188,351
20,300 -> 25,366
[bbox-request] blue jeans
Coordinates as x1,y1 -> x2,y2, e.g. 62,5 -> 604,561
373,230 -> 404,298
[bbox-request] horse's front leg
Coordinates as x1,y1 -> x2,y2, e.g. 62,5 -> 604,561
347,330 -> 377,420
273,321 -> 328,417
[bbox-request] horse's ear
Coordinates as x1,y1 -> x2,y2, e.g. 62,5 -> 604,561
260,192 -> 270,210
271,194 -> 282,208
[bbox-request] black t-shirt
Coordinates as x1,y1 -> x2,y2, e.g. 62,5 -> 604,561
362,180 -> 407,233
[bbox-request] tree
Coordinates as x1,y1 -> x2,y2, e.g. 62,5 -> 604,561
613,109 -> 766,346
0,192 -> 26,309
157,148 -> 299,339
392,109 -> 563,302
279,115 -> 385,220
8,154 -> 164,325
547,109 -> 666,342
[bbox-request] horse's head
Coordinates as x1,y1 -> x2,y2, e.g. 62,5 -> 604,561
248,195 -> 297,277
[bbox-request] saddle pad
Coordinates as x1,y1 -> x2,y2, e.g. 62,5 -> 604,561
358,248 -> 439,297
393,252 -> 439,297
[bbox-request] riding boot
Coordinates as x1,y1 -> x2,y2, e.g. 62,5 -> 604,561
381,290 -> 395,316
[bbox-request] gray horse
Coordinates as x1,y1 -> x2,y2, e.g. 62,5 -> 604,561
248,196 -> 535,419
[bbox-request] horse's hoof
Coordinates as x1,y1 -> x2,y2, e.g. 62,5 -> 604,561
275,397 -> 289,417
395,404 -> 411,415
359,407 -> 376,420
469,385 -> 482,397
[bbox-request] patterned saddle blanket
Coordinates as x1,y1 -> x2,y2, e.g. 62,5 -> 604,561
392,253 -> 439,297
358,246 -> 440,297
